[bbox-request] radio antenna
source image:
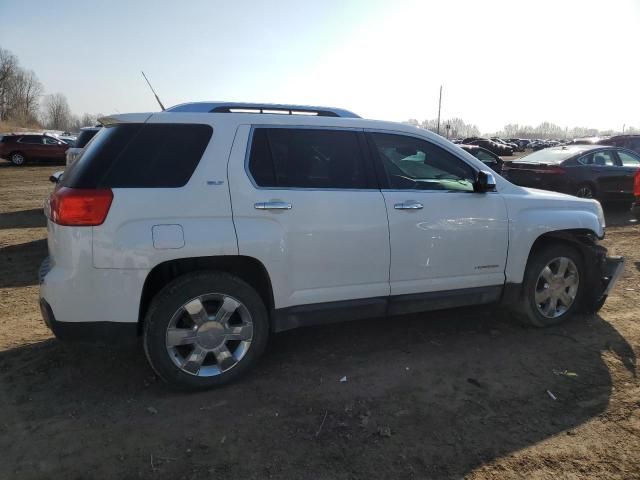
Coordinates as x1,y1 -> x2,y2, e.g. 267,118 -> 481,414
141,71 -> 166,111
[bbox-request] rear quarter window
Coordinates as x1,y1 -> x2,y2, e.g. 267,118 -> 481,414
61,123 -> 213,188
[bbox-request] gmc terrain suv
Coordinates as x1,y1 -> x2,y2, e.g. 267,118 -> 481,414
39,102 -> 624,390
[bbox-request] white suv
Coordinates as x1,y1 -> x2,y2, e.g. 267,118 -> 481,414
39,102 -> 624,390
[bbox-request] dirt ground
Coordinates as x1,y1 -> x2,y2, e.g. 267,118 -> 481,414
0,160 -> 638,480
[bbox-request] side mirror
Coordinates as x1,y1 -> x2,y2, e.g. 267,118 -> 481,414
49,171 -> 64,184
474,170 -> 497,193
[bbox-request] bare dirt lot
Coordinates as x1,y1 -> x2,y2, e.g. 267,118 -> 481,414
1,161 -> 639,479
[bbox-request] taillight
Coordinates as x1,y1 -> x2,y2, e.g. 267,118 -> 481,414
48,187 -> 113,226
634,170 -> 640,198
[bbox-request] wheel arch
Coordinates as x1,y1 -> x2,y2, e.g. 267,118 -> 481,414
138,255 -> 275,334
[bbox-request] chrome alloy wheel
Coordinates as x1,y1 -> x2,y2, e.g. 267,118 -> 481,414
11,153 -> 25,165
165,294 -> 254,377
534,257 -> 579,319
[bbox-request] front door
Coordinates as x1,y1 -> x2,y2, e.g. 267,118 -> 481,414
228,125 -> 390,310
367,131 -> 509,296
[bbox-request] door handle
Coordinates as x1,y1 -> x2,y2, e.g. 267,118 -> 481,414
254,201 -> 292,210
394,200 -> 423,210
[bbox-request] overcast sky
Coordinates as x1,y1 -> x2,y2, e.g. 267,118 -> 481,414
0,0 -> 638,132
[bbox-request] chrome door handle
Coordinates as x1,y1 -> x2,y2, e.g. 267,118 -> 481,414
254,201 -> 292,210
394,200 -> 423,210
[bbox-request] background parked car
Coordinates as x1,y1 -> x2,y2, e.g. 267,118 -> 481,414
491,137 -> 520,152
0,133 -> 70,166
503,145 -> 640,200
65,126 -> 101,166
598,134 -> 640,155
462,137 -> 514,156
458,144 -> 504,173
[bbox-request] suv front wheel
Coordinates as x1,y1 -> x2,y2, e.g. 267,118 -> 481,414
515,244 -> 586,327
143,271 -> 269,390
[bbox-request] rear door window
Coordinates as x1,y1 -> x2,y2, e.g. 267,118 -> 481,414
61,123 -> 213,188
578,151 -> 616,166
248,128 -> 371,189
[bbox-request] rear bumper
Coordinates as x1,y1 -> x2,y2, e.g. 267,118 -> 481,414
39,298 -> 137,345
39,256 -> 145,344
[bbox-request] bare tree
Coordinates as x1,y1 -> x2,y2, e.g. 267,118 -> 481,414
42,93 -> 72,130
0,48 -> 19,121
7,69 -> 42,124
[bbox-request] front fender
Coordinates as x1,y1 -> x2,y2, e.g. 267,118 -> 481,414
505,207 -> 603,284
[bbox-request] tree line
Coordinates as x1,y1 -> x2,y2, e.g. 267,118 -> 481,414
406,120 -> 638,140
0,47 -> 99,131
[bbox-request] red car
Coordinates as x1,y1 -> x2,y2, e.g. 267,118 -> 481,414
632,169 -> 640,220
0,133 -> 70,166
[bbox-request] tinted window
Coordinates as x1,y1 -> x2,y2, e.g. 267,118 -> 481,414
578,151 -> 616,166
370,133 -> 475,192
248,128 -> 368,189
61,123 -> 212,188
75,129 -> 100,148
617,150 -> 640,166
19,135 -> 43,144
43,137 -> 60,145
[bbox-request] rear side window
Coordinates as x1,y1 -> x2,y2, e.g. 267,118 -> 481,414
578,151 -> 616,166
248,128 -> 369,189
75,129 -> 100,148
61,123 -> 213,188
19,135 -> 43,144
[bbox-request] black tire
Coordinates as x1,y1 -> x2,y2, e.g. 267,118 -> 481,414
513,244 -> 586,327
575,182 -> 597,199
143,271 -> 269,391
9,151 -> 26,166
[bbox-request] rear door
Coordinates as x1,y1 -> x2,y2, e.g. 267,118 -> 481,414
228,125 -> 390,310
18,135 -> 46,159
578,150 -> 622,197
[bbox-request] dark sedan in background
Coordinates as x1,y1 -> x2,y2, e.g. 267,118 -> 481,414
459,144 -> 504,173
462,137 -> 514,156
503,145 -> 640,200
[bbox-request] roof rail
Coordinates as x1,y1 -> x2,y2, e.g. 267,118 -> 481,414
165,102 -> 360,118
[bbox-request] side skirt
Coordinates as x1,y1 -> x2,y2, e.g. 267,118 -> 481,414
272,285 -> 504,332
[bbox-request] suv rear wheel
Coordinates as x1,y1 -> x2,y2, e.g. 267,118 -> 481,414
9,152 -> 26,166
514,244 -> 585,327
143,271 -> 269,390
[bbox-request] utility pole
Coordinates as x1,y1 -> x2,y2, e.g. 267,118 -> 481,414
436,85 -> 442,135
622,124 -> 625,134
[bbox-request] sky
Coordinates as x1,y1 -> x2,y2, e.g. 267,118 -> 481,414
0,0 -> 638,133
